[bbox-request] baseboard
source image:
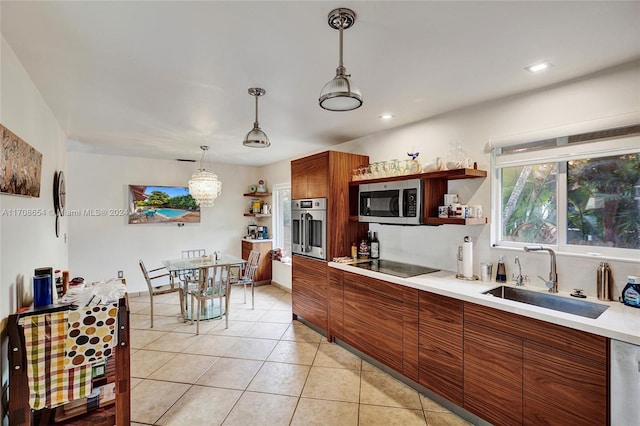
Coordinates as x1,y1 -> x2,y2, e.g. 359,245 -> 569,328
270,281 -> 291,293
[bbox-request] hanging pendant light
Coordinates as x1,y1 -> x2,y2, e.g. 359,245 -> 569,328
243,88 -> 270,148
319,8 -> 362,112
188,145 -> 222,207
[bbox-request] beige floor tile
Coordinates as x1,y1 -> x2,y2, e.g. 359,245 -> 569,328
130,349 -> 176,378
137,301 -> 184,317
182,334 -> 239,356
228,308 -> 267,321
223,337 -> 278,360
290,398 -> 359,426
130,377 -> 143,389
143,330 -> 200,352
260,309 -> 294,323
267,340 -> 319,365
130,379 -> 191,424
244,321 -> 290,339
281,321 -> 324,343
247,361 -> 310,396
420,394 -> 451,412
425,411 -> 472,426
301,366 -> 361,403
148,353 -> 219,384
130,312 -> 187,332
207,319 -> 255,336
130,328 -> 167,349
222,391 -> 298,426
196,357 -> 263,390
157,385 -> 242,426
360,369 -> 422,409
127,300 -> 149,314
313,342 -> 362,370
359,404 -> 427,426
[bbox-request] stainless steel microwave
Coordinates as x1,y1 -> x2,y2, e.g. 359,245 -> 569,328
292,198 -> 327,260
359,179 -> 422,224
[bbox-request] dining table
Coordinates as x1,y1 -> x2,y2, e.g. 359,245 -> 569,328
162,254 -> 246,321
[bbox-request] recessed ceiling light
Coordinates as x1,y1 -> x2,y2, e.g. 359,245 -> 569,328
379,114 -> 394,120
525,61 -> 553,73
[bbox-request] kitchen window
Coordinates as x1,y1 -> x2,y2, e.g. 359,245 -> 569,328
492,126 -> 640,261
272,183 -> 292,262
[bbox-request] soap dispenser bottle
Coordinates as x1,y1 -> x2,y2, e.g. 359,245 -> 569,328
496,256 -> 507,282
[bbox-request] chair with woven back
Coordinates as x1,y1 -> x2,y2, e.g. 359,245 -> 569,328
231,250 -> 260,309
190,263 -> 231,334
139,259 -> 184,328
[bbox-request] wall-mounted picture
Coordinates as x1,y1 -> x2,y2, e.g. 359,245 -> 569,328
1,123 -> 42,197
128,185 -> 200,224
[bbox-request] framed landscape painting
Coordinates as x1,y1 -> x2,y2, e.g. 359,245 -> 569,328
128,185 -> 200,224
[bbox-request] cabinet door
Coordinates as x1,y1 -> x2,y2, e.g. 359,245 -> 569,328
418,292 -> 464,406
291,153 -> 328,199
464,322 -> 523,426
342,272 -> 404,372
327,268 -> 344,341
402,288 -> 419,382
292,256 -> 328,332
523,341 -> 607,426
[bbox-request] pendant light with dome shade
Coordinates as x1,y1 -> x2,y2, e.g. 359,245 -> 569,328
243,88 -> 270,148
188,145 -> 222,207
319,8 -> 362,112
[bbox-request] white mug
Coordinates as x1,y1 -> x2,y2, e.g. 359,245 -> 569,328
464,158 -> 473,168
469,205 -> 482,218
444,194 -> 459,206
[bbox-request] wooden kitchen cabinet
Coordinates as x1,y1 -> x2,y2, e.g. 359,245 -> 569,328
327,268 -> 345,340
291,153 -> 329,199
463,302 -> 608,426
418,292 -> 464,406
342,271 -> 405,372
291,150 -> 369,260
292,255 -> 328,331
241,239 -> 272,284
464,322 -> 523,426
523,341 -> 607,426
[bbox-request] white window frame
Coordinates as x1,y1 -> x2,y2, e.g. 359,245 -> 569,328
491,133 -> 640,263
272,183 -> 291,261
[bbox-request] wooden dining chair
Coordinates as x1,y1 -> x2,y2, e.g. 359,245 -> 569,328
190,263 -> 231,334
231,250 -> 260,309
139,259 -> 184,328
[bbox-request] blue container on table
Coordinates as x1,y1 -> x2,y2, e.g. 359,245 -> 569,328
33,275 -> 52,307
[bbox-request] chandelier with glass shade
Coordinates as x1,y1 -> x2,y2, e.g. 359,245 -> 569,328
188,145 -> 222,207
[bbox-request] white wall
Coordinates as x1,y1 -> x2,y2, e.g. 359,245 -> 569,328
67,152 -> 259,293
262,60 -> 640,297
0,36 -> 69,424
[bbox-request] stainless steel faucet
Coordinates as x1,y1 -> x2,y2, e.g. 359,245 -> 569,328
514,256 -> 524,286
523,245 -> 558,293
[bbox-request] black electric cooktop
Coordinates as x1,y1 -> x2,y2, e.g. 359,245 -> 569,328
349,259 -> 439,278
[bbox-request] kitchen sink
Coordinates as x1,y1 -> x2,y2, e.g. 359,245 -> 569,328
483,286 -> 609,319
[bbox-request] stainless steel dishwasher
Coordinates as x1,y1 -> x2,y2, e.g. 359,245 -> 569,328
610,339 -> 640,425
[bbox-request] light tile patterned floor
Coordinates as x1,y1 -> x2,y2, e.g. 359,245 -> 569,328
128,285 -> 472,425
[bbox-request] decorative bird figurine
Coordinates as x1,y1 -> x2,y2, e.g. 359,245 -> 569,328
407,152 -> 420,160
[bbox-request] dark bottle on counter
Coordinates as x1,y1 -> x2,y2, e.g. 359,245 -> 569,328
496,255 -> 507,282
370,232 -> 380,259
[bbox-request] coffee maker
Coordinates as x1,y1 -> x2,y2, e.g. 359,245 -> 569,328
247,225 -> 257,239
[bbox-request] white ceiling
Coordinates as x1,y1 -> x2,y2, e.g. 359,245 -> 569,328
2,1 -> 639,166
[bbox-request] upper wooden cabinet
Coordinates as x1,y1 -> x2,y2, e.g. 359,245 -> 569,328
291,153 -> 329,199
291,150 -> 369,260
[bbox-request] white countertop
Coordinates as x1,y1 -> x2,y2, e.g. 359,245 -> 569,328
329,261 -> 640,346
242,238 -> 273,243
